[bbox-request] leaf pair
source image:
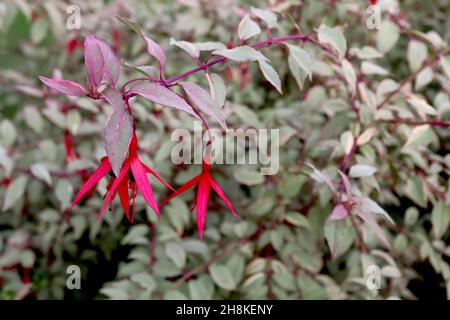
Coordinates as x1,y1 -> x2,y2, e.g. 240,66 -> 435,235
39,35 -> 121,97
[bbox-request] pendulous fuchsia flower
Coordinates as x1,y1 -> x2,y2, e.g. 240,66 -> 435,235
160,157 -> 239,240
69,134 -> 174,222
39,35 -> 120,98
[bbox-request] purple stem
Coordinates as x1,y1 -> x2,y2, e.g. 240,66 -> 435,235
165,33 -> 312,85
121,33 -> 313,97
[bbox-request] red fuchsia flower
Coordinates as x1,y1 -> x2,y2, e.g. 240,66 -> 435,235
66,38 -> 82,55
69,134 -> 173,222
64,130 -> 77,163
39,35 -> 120,99
160,160 -> 239,240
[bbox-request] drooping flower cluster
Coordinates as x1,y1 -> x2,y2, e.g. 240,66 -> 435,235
69,134 -> 173,222
39,34 -> 238,239
160,160 -> 238,240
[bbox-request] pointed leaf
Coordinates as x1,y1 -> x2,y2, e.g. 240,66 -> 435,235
342,59 -> 356,95
30,163 -> 52,186
317,26 -> 347,61
39,77 -> 86,96
402,125 -> 433,150
357,197 -> 394,224
102,87 -> 134,176
144,36 -> 166,72
440,55 -> 450,81
431,201 -> 450,239
165,242 -> 186,269
129,82 -> 198,118
97,39 -> 121,86
169,38 -> 199,59
84,35 -> 104,88
213,46 -> 268,62
251,7 -> 278,29
376,20 -> 399,53
288,51 -> 308,89
356,209 -> 391,248
3,176 -> 28,211
306,164 -> 335,193
286,44 -> 312,79
407,96 -> 437,116
238,15 -> 261,41
209,73 -> 226,107
324,218 -> 354,259
180,82 -> 226,129
258,60 -> 282,93
349,164 -> 377,178
115,16 -> 142,34
209,263 -> 236,290
328,204 -> 348,220
194,41 -> 227,51
338,170 -> 353,201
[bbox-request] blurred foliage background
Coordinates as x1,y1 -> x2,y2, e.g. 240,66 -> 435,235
1,0 -> 450,300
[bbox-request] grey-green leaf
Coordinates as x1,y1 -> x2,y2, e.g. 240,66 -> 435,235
258,60 -> 282,93
286,44 -> 312,81
3,175 -> 28,211
238,15 -> 261,40
209,263 -> 237,290
213,46 -> 268,62
431,201 -> 450,239
324,219 -> 355,259
165,242 -> 187,269
317,26 -> 347,61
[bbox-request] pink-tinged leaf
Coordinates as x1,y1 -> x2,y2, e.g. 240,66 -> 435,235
70,158 -> 111,210
328,204 -> 348,220
142,163 -> 175,191
355,209 -> 391,248
84,35 -> 105,88
118,175 -> 131,222
160,175 -> 201,207
356,196 -> 394,224
39,76 -> 87,97
306,163 -> 336,194
180,82 -> 227,129
102,87 -> 134,176
208,176 -> 239,219
97,40 -> 121,86
338,170 -> 353,201
130,158 -> 160,218
129,82 -> 199,118
196,176 -> 211,240
97,160 -> 131,220
15,85 -> 44,98
144,36 -> 166,73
